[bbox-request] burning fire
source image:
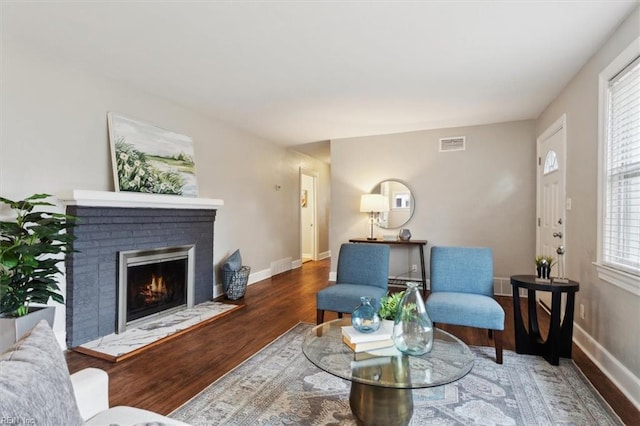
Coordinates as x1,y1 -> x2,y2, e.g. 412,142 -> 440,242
139,273 -> 169,304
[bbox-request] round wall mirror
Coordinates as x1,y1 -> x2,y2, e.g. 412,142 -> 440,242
371,179 -> 415,229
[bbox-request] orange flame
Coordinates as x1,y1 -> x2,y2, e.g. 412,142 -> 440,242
139,273 -> 168,304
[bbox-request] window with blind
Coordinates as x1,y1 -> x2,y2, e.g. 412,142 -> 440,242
596,38 -> 640,295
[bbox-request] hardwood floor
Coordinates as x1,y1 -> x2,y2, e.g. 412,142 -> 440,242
65,258 -> 638,423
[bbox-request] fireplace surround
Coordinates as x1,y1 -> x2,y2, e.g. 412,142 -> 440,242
118,244 -> 195,333
59,190 -> 223,348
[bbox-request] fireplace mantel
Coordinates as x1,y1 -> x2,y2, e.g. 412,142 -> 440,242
58,190 -> 223,210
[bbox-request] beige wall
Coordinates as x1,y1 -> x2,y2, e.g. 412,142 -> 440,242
536,6 -> 640,403
0,42 -> 330,345
330,120 -> 537,287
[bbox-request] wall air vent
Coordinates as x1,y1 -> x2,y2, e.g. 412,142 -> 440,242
439,136 -> 466,152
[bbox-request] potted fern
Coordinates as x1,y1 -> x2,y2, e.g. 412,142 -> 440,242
378,290 -> 405,321
0,193 -> 76,350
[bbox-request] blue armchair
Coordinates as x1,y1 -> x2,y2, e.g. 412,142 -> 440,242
316,243 -> 390,324
425,246 -> 504,363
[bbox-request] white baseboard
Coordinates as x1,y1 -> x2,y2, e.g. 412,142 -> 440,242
215,255 -> 300,297
216,253 -> 332,298
248,267 -> 271,285
573,322 -> 640,411
300,251 -> 331,262
318,250 -> 331,260
213,266 -> 269,298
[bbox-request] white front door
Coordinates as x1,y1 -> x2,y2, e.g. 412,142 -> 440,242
536,115 -> 567,311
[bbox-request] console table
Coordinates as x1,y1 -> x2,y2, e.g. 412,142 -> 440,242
510,275 -> 579,365
349,238 -> 427,294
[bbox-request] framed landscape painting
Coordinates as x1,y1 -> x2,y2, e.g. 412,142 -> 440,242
108,113 -> 199,197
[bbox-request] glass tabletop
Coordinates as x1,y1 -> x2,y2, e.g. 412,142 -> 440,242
302,318 -> 474,389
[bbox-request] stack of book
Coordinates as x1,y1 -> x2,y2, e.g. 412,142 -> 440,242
341,321 -> 394,352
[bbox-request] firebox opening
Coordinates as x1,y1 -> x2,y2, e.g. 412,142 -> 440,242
118,245 -> 195,333
127,259 -> 187,323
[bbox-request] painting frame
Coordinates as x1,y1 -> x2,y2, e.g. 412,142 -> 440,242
107,112 -> 199,197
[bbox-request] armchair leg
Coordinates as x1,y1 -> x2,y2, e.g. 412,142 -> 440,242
493,329 -> 503,364
316,309 -> 324,324
488,329 -> 493,339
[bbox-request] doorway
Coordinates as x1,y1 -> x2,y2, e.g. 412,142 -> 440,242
300,168 -> 318,263
536,114 -> 567,311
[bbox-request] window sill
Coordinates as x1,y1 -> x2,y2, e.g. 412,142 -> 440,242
593,263 -> 640,296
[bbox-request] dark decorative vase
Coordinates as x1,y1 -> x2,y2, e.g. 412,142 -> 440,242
537,259 -> 550,279
352,296 -> 381,333
392,282 -> 433,355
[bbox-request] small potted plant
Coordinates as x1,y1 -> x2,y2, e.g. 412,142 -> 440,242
0,193 -> 76,350
534,255 -> 555,279
378,290 -> 405,321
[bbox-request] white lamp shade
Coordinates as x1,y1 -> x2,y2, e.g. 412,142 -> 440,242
360,194 -> 389,212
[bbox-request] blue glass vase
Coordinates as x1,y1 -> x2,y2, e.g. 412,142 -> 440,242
392,282 -> 433,355
352,296 -> 381,333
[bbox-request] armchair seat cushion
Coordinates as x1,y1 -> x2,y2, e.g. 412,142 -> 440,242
426,292 -> 504,331
317,284 -> 387,314
316,243 -> 390,323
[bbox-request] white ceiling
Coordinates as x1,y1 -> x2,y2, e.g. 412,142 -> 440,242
2,1 -> 638,150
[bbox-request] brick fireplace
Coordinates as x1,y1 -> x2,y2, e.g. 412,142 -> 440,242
59,190 -> 223,348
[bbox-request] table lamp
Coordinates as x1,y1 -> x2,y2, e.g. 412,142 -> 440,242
360,194 -> 389,240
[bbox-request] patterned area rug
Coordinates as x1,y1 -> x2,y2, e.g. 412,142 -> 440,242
171,323 -> 622,425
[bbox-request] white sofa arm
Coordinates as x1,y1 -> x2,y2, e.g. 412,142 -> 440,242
70,367 -> 192,425
70,367 -> 110,421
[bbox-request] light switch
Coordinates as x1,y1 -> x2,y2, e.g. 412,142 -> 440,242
566,198 -> 572,210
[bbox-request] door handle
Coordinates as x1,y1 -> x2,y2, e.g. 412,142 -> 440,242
553,232 -> 563,239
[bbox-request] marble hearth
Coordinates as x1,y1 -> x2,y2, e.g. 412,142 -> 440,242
59,190 -> 223,348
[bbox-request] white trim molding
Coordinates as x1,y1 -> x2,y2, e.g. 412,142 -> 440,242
58,189 -> 223,210
573,322 -> 640,411
318,250 -> 331,260
248,268 -> 271,286
596,37 -> 640,295
593,262 -> 640,296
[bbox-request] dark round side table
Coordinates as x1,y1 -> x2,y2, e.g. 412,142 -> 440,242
510,275 -> 579,366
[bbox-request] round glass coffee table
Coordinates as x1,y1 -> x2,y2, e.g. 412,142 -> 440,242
302,318 -> 474,426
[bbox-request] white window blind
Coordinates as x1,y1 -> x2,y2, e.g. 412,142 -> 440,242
604,55 -> 640,274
